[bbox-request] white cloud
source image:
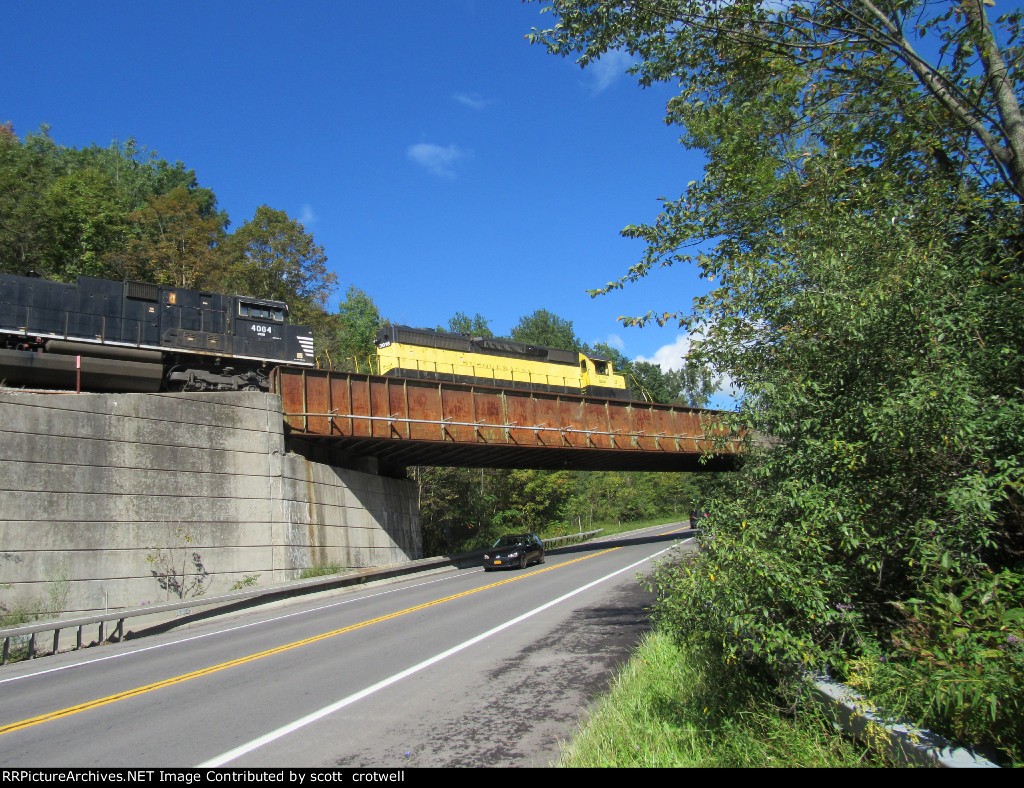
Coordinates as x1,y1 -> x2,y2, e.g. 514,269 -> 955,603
587,49 -> 633,94
453,92 -> 492,110
406,143 -> 470,178
298,204 -> 318,226
635,334 -> 694,371
637,332 -> 741,407
605,333 -> 625,350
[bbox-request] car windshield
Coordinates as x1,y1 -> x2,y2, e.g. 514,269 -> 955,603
492,535 -> 525,549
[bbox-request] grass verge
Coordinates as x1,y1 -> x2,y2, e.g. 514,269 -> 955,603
558,629 -> 890,767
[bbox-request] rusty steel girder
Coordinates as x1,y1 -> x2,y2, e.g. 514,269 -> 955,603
272,367 -> 740,472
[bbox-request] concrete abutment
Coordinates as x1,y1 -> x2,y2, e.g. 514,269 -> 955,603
0,391 -> 421,615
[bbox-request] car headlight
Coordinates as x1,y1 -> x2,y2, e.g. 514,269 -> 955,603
508,551 -> 519,558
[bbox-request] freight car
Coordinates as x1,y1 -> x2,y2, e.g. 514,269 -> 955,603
374,324 -> 630,399
0,272 -> 315,392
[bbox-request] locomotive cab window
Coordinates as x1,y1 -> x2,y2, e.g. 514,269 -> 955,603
593,360 -> 610,376
239,303 -> 285,321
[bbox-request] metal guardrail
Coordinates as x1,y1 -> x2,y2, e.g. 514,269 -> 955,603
0,530 -> 604,665
809,674 -> 999,768
538,529 -> 603,546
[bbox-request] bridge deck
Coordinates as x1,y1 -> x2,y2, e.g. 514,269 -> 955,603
272,368 -> 739,472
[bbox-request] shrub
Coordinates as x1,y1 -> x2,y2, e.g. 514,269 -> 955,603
844,565 -> 1024,764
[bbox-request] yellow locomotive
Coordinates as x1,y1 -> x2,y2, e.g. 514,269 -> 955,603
374,325 -> 629,399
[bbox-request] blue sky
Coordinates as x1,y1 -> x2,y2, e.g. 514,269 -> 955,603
3,2 -> 722,398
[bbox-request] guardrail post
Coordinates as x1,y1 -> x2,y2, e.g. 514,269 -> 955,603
116,619 -> 124,642
2,637 -> 8,665
98,620 -> 105,644
53,628 -> 60,655
27,633 -> 35,660
77,625 -> 83,650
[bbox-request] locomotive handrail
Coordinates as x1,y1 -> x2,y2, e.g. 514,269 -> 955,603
377,356 -> 578,391
13,306 -> 151,351
310,353 -> 616,392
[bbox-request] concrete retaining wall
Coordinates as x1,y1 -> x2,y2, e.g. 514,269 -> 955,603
0,391 -> 420,615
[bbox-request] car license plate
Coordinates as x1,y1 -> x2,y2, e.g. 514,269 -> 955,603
493,560 -> 502,565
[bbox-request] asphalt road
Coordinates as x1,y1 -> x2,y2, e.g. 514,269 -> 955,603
0,524 -> 697,768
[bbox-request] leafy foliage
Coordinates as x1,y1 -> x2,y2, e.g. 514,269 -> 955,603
528,0 -> 1024,760
845,563 -> 1024,763
114,186 -> 228,288
145,525 -> 209,600
224,205 -> 335,323
298,562 -> 343,579
0,128 -> 221,282
0,124 -> 336,324
323,285 -> 384,370
589,341 -> 714,405
558,630 -> 886,767
446,311 -> 494,337
229,573 -> 262,591
416,465 -> 704,556
510,308 -> 582,351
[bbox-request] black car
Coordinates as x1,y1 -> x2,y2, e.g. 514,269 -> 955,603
482,533 -> 545,571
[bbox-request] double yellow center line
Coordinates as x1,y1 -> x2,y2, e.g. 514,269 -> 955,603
1,546 -> 624,736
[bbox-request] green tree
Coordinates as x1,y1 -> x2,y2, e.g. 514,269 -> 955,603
588,341 -> 630,372
588,341 -> 655,400
0,126 -> 225,283
628,360 -> 672,403
588,341 -> 713,405
529,0 -> 1024,758
108,186 -> 227,287
324,285 -> 383,370
68,137 -> 218,215
0,125 -> 60,276
446,311 -> 493,337
41,167 -> 128,280
663,363 -> 714,408
416,465 -> 517,554
511,308 -> 581,351
498,469 -> 576,532
223,205 -> 336,324
565,470 -> 698,527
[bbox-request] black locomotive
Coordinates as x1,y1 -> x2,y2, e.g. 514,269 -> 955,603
0,273 -> 315,392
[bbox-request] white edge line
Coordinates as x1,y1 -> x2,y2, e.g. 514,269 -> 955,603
0,572 -> 462,686
199,546 -> 673,767
3,525 -> 689,686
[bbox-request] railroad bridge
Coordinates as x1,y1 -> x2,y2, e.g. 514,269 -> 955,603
272,367 -> 740,473
0,377 -> 739,616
